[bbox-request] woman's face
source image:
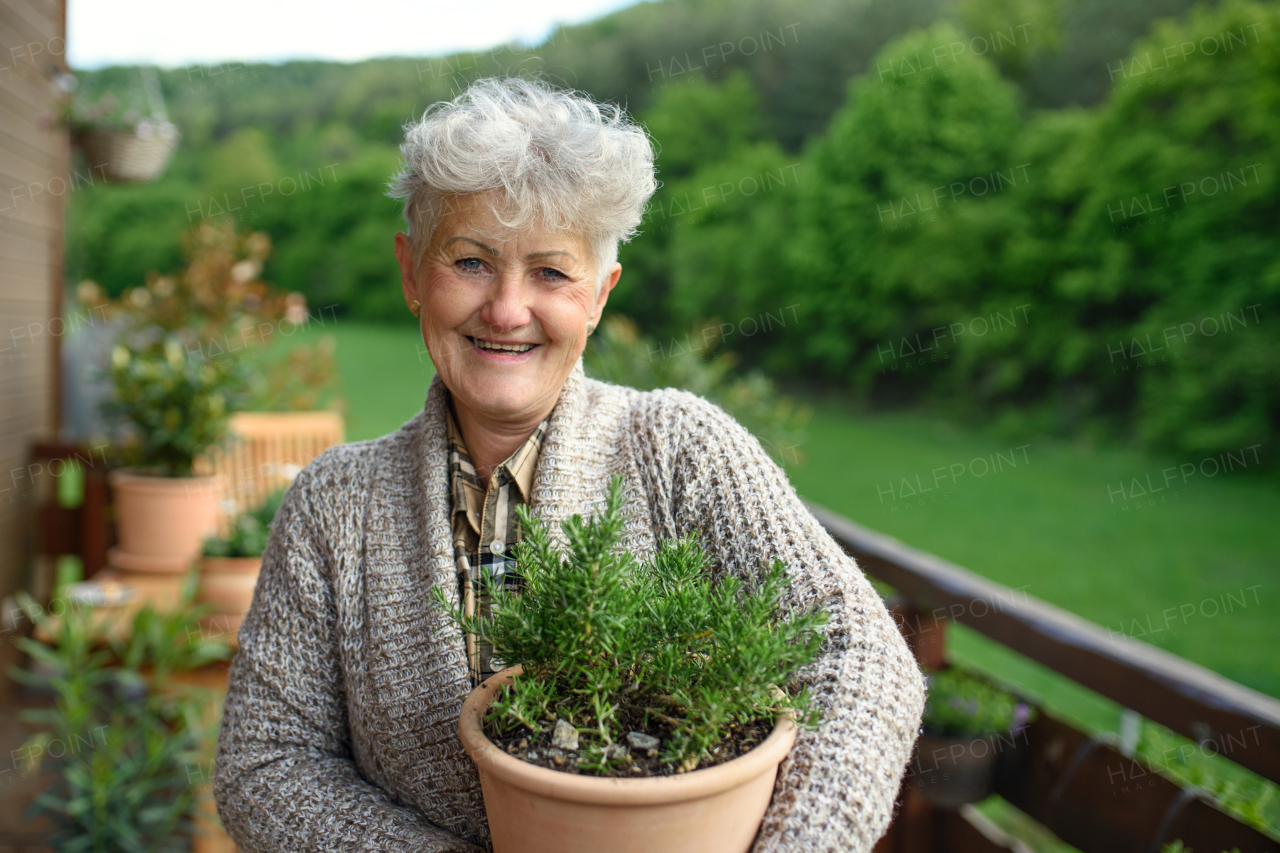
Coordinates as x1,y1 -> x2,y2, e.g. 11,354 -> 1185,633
394,193 -> 621,428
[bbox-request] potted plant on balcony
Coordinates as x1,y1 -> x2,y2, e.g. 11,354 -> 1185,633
435,476 -> 829,853
198,488 -> 286,635
910,667 -> 1035,808
104,333 -> 248,573
90,222 -> 315,575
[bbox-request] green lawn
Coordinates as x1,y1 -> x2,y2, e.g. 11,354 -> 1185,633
288,319 -> 435,442
784,401 -> 1279,700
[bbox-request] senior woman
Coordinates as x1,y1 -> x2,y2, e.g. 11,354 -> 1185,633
214,77 -> 924,852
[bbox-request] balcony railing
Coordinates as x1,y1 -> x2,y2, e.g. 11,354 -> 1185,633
808,502 -> 1280,853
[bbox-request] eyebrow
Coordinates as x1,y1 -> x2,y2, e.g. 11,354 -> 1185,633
442,237 -> 578,264
526,250 -> 578,263
443,236 -> 499,255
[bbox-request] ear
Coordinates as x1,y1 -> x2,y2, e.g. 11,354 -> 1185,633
588,262 -> 623,328
394,232 -> 419,311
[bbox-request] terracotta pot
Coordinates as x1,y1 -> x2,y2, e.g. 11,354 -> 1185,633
459,665 -> 797,853
909,732 -> 996,808
109,469 -> 221,573
199,557 -> 262,614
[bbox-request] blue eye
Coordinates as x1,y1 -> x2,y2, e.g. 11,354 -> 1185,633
457,257 -> 484,272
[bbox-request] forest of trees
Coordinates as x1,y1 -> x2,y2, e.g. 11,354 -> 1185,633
62,0 -> 1278,464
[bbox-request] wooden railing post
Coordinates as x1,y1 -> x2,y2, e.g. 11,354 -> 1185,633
82,465 -> 110,578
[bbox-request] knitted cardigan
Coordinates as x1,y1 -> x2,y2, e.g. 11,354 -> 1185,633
213,358 -> 925,852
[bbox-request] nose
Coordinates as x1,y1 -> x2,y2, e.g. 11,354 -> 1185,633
479,268 -> 533,334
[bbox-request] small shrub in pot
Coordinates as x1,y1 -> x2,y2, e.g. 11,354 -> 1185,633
911,667 -> 1035,808
94,223 -> 323,570
436,475 -> 829,852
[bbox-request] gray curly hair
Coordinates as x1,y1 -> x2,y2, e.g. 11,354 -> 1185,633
388,77 -> 658,289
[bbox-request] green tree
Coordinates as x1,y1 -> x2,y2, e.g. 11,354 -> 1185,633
613,71 -> 768,330
1040,0 -> 1280,457
791,22 -> 1024,390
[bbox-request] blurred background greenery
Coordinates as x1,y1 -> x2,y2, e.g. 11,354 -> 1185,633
66,0 -> 1278,466
65,0 -> 1277,694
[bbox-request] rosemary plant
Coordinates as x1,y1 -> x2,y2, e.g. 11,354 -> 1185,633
434,475 -> 829,773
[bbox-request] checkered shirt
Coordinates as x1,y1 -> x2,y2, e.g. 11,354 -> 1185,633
445,400 -> 548,686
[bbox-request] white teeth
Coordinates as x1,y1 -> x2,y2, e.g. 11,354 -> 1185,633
473,338 -> 535,353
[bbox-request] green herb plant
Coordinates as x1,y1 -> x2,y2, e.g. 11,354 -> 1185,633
202,488 -> 286,558
9,588 -> 231,852
923,667 -> 1034,738
434,475 -> 829,774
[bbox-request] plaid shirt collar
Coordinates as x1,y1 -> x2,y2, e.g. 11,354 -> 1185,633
445,398 -> 545,538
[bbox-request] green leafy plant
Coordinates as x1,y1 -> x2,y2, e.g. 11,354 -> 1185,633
1161,843 -> 1242,853
434,475 -> 829,774
202,488 -> 286,557
9,589 -> 231,852
923,667 -> 1034,738
50,70 -> 177,139
79,223 -> 285,338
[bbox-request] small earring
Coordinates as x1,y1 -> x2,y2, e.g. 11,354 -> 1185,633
410,300 -> 421,317
586,322 -> 596,336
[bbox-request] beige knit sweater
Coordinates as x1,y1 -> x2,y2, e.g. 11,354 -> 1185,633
213,358 -> 925,852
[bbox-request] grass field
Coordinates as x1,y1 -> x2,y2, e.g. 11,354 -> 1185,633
297,320 -> 436,442
785,402 -> 1279,699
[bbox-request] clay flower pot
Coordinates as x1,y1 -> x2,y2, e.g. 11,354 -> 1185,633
459,666 -> 797,853
909,731 -> 997,808
198,557 -> 262,614
109,469 -> 222,573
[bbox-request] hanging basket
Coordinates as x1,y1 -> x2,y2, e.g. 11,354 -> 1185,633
77,122 -> 179,183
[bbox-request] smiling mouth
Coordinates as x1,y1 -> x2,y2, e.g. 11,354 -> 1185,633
467,336 -> 538,355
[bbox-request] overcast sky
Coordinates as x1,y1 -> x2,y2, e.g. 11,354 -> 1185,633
67,0 -> 644,69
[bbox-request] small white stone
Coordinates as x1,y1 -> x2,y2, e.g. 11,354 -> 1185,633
626,731 -> 660,752
551,719 -> 579,751
604,742 -> 630,761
